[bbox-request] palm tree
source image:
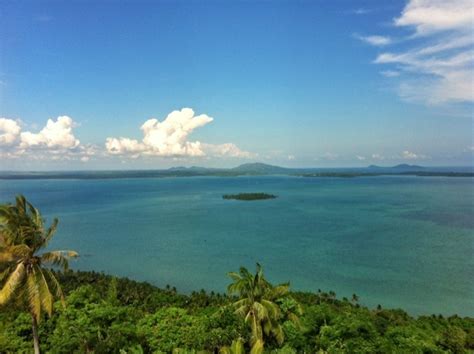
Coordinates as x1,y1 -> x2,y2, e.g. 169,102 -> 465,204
219,338 -> 245,354
0,195 -> 78,354
227,263 -> 300,353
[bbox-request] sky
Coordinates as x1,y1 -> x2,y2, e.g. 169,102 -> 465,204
0,0 -> 473,170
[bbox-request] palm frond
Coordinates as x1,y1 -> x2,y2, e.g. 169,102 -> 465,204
40,250 -> 78,270
272,323 -> 284,345
0,251 -> 14,263
261,299 -> 280,319
230,338 -> 244,354
253,301 -> 269,321
270,283 -> 290,298
250,339 -> 263,354
0,244 -> 31,261
27,268 -> 41,322
0,266 -> 13,282
43,218 -> 58,247
0,262 -> 25,304
35,265 -> 53,317
44,269 -> 65,306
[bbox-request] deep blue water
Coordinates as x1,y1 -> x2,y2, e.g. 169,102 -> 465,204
0,176 -> 473,316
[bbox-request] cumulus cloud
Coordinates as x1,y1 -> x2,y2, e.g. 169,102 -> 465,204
105,137 -> 145,156
0,116 -> 94,162
356,155 -> 366,160
400,150 -> 429,160
362,0 -> 474,104
106,108 -> 252,159
371,153 -> 385,160
20,116 -> 80,149
202,143 -> 254,158
355,34 -> 392,46
0,118 -> 21,146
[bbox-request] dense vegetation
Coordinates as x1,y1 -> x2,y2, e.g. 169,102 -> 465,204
1,270 -> 473,353
223,193 -> 277,201
0,196 -> 77,353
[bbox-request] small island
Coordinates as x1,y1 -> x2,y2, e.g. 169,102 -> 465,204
223,192 -> 277,201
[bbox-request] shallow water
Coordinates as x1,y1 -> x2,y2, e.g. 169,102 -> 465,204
1,175 -> 472,316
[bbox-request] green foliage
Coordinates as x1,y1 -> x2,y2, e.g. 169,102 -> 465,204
227,263 -> 300,351
1,270 -> 473,353
222,193 -> 277,201
0,195 -> 78,353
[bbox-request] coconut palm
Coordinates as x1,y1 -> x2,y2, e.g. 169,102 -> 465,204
219,338 -> 245,354
227,263 -> 299,353
0,195 -> 78,354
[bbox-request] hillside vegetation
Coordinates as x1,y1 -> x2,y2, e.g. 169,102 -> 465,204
1,270 -> 473,353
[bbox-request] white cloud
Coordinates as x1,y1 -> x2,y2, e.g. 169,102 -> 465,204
401,150 -> 429,160
287,154 -> 295,160
202,143 -> 254,158
356,34 -> 392,46
106,108 -> 212,157
106,108 -> 252,159
320,152 -> 339,160
356,155 -> 366,160
105,137 -> 145,155
380,70 -> 400,77
20,116 -> 80,149
394,0 -> 473,35
371,153 -> 385,160
0,115 -> 95,162
0,118 -> 21,146
367,0 -> 474,104
354,7 -> 372,15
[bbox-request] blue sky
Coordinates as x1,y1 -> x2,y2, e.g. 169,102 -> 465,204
0,0 -> 473,170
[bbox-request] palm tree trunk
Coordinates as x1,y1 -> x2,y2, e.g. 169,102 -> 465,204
31,312 -> 40,354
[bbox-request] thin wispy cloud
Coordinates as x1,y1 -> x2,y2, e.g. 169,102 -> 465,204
394,0 -> 473,35
365,0 -> 474,105
380,70 -> 400,77
315,152 -> 339,161
33,14 -> 53,23
353,8 -> 372,15
355,34 -> 392,46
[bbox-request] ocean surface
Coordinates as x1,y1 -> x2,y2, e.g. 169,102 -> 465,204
0,175 -> 473,316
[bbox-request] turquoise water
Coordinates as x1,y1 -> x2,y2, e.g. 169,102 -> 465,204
0,176 -> 473,316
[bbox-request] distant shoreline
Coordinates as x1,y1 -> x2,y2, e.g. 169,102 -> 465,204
0,171 -> 472,180
0,162 -> 472,180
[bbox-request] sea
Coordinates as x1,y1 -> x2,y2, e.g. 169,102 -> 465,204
0,175 -> 472,316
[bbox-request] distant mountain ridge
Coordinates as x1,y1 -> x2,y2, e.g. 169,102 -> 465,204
230,162 -> 290,174
1,162 -> 472,179
368,164 -> 425,171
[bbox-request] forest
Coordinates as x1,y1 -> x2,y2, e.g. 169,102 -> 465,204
1,269 -> 473,353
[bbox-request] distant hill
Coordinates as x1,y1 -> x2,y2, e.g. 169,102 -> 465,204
1,162 -> 472,180
168,166 -> 221,172
368,164 -> 425,171
231,162 -> 290,174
